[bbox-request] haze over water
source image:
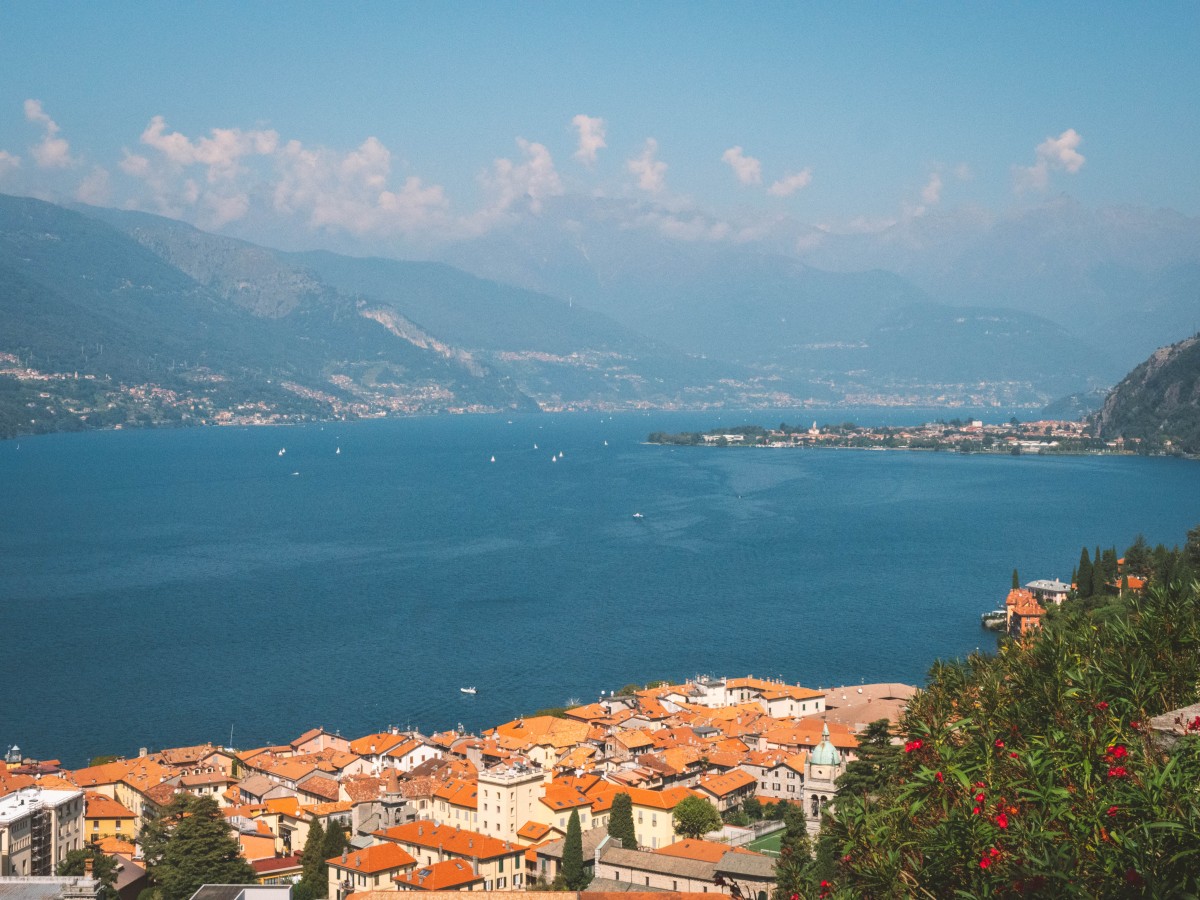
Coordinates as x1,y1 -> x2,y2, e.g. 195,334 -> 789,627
4,411 -> 1199,767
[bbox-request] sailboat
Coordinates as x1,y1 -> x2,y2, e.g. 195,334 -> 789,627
460,686 -> 477,695
490,455 -> 496,463
336,446 -> 341,455
278,448 -> 286,456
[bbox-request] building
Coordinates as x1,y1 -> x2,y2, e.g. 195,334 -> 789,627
476,762 -> 545,842
374,821 -> 525,891
1005,588 -> 1046,637
327,844 -> 417,900
1025,580 -> 1071,607
0,788 -> 85,877
803,726 -> 845,836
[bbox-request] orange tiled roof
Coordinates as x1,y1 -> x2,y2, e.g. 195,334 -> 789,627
349,732 -> 409,757
393,859 -> 482,891
328,843 -> 416,875
95,836 -> 136,857
586,783 -> 697,812
375,820 -> 521,860
83,791 -> 136,820
517,820 -> 554,841
696,769 -> 756,797
432,778 -> 477,810
490,716 -> 591,751
540,783 -> 591,812
657,838 -> 759,863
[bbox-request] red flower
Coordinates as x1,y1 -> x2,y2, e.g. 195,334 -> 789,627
994,812 -> 1008,829
1130,720 -> 1141,730
972,806 -> 981,815
818,881 -> 832,899
1188,716 -> 1200,732
994,738 -> 1004,748
841,854 -> 851,864
904,739 -> 923,753
1009,751 -> 1018,758
935,771 -> 944,783
975,792 -> 986,802
974,781 -> 986,788
1095,701 -> 1109,711
1107,805 -> 1119,817
980,847 -> 1000,868
980,856 -> 991,869
1108,766 -> 1129,778
1107,744 -> 1128,759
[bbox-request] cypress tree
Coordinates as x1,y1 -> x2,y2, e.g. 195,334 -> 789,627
835,719 -> 899,797
608,792 -> 637,850
1012,568 -> 1020,590
560,809 -> 590,890
295,818 -> 327,900
772,804 -> 812,900
1077,548 -> 1093,598
321,820 -> 349,865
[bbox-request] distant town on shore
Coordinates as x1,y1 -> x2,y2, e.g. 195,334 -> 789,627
647,418 -> 1148,456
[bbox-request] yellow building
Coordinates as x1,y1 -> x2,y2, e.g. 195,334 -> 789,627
83,791 -> 137,842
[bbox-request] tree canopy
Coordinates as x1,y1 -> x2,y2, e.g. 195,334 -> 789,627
57,847 -> 119,900
140,794 -> 255,900
608,792 -> 637,850
672,795 -> 722,839
558,809 -> 591,890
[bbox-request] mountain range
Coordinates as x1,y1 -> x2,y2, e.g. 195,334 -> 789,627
1,191 -> 1198,438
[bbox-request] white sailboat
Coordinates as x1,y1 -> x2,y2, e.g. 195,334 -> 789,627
278,448 -> 286,456
460,686 -> 477,695
490,455 -> 496,463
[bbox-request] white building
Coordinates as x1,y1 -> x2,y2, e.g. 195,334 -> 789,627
0,788 -> 85,876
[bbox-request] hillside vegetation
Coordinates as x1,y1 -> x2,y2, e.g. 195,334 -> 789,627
818,530 -> 1200,898
1094,334 -> 1200,455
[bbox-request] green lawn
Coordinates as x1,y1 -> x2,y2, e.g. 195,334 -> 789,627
746,830 -> 783,855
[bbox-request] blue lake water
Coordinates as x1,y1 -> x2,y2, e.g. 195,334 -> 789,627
3,411 -> 1199,767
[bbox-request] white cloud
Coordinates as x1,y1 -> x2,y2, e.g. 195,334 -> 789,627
480,138 -> 563,215
0,150 -> 20,178
273,136 -> 449,235
633,208 -> 732,242
920,172 -> 943,206
140,115 -> 279,182
24,99 -> 73,168
627,138 -> 667,193
1014,128 -> 1085,192
721,145 -> 762,186
767,168 -> 812,197
75,166 -> 111,205
571,115 -> 606,166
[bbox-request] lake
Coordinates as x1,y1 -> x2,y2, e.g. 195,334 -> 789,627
3,410 -> 1198,767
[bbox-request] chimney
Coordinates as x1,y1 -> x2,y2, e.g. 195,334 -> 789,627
84,859 -> 94,877
342,850 -> 348,863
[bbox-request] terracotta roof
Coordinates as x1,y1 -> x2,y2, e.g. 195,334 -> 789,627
251,854 -> 303,875
586,783 -> 697,812
328,843 -> 417,875
517,820 -> 553,841
393,859 -> 482,891
539,783 -> 591,811
657,839 -> 759,863
375,820 -> 521,860
696,769 -> 756,798
95,836 -> 136,856
305,800 -> 353,817
490,716 -> 591,751
84,791 -> 136,820
154,744 -> 220,767
432,778 -> 477,809
342,774 -> 387,804
298,774 -> 340,802
349,732 -> 409,757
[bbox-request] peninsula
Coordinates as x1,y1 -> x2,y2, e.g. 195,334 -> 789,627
648,418 -> 1145,455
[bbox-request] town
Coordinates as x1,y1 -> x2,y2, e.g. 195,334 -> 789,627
0,675 -> 917,900
647,418 -> 1141,455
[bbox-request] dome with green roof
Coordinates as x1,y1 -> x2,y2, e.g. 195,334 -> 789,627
810,722 -> 842,767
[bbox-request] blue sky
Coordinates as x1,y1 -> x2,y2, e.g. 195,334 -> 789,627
1,2 -> 1196,250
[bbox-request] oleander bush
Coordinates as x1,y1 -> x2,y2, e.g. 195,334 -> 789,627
818,577 -> 1200,898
